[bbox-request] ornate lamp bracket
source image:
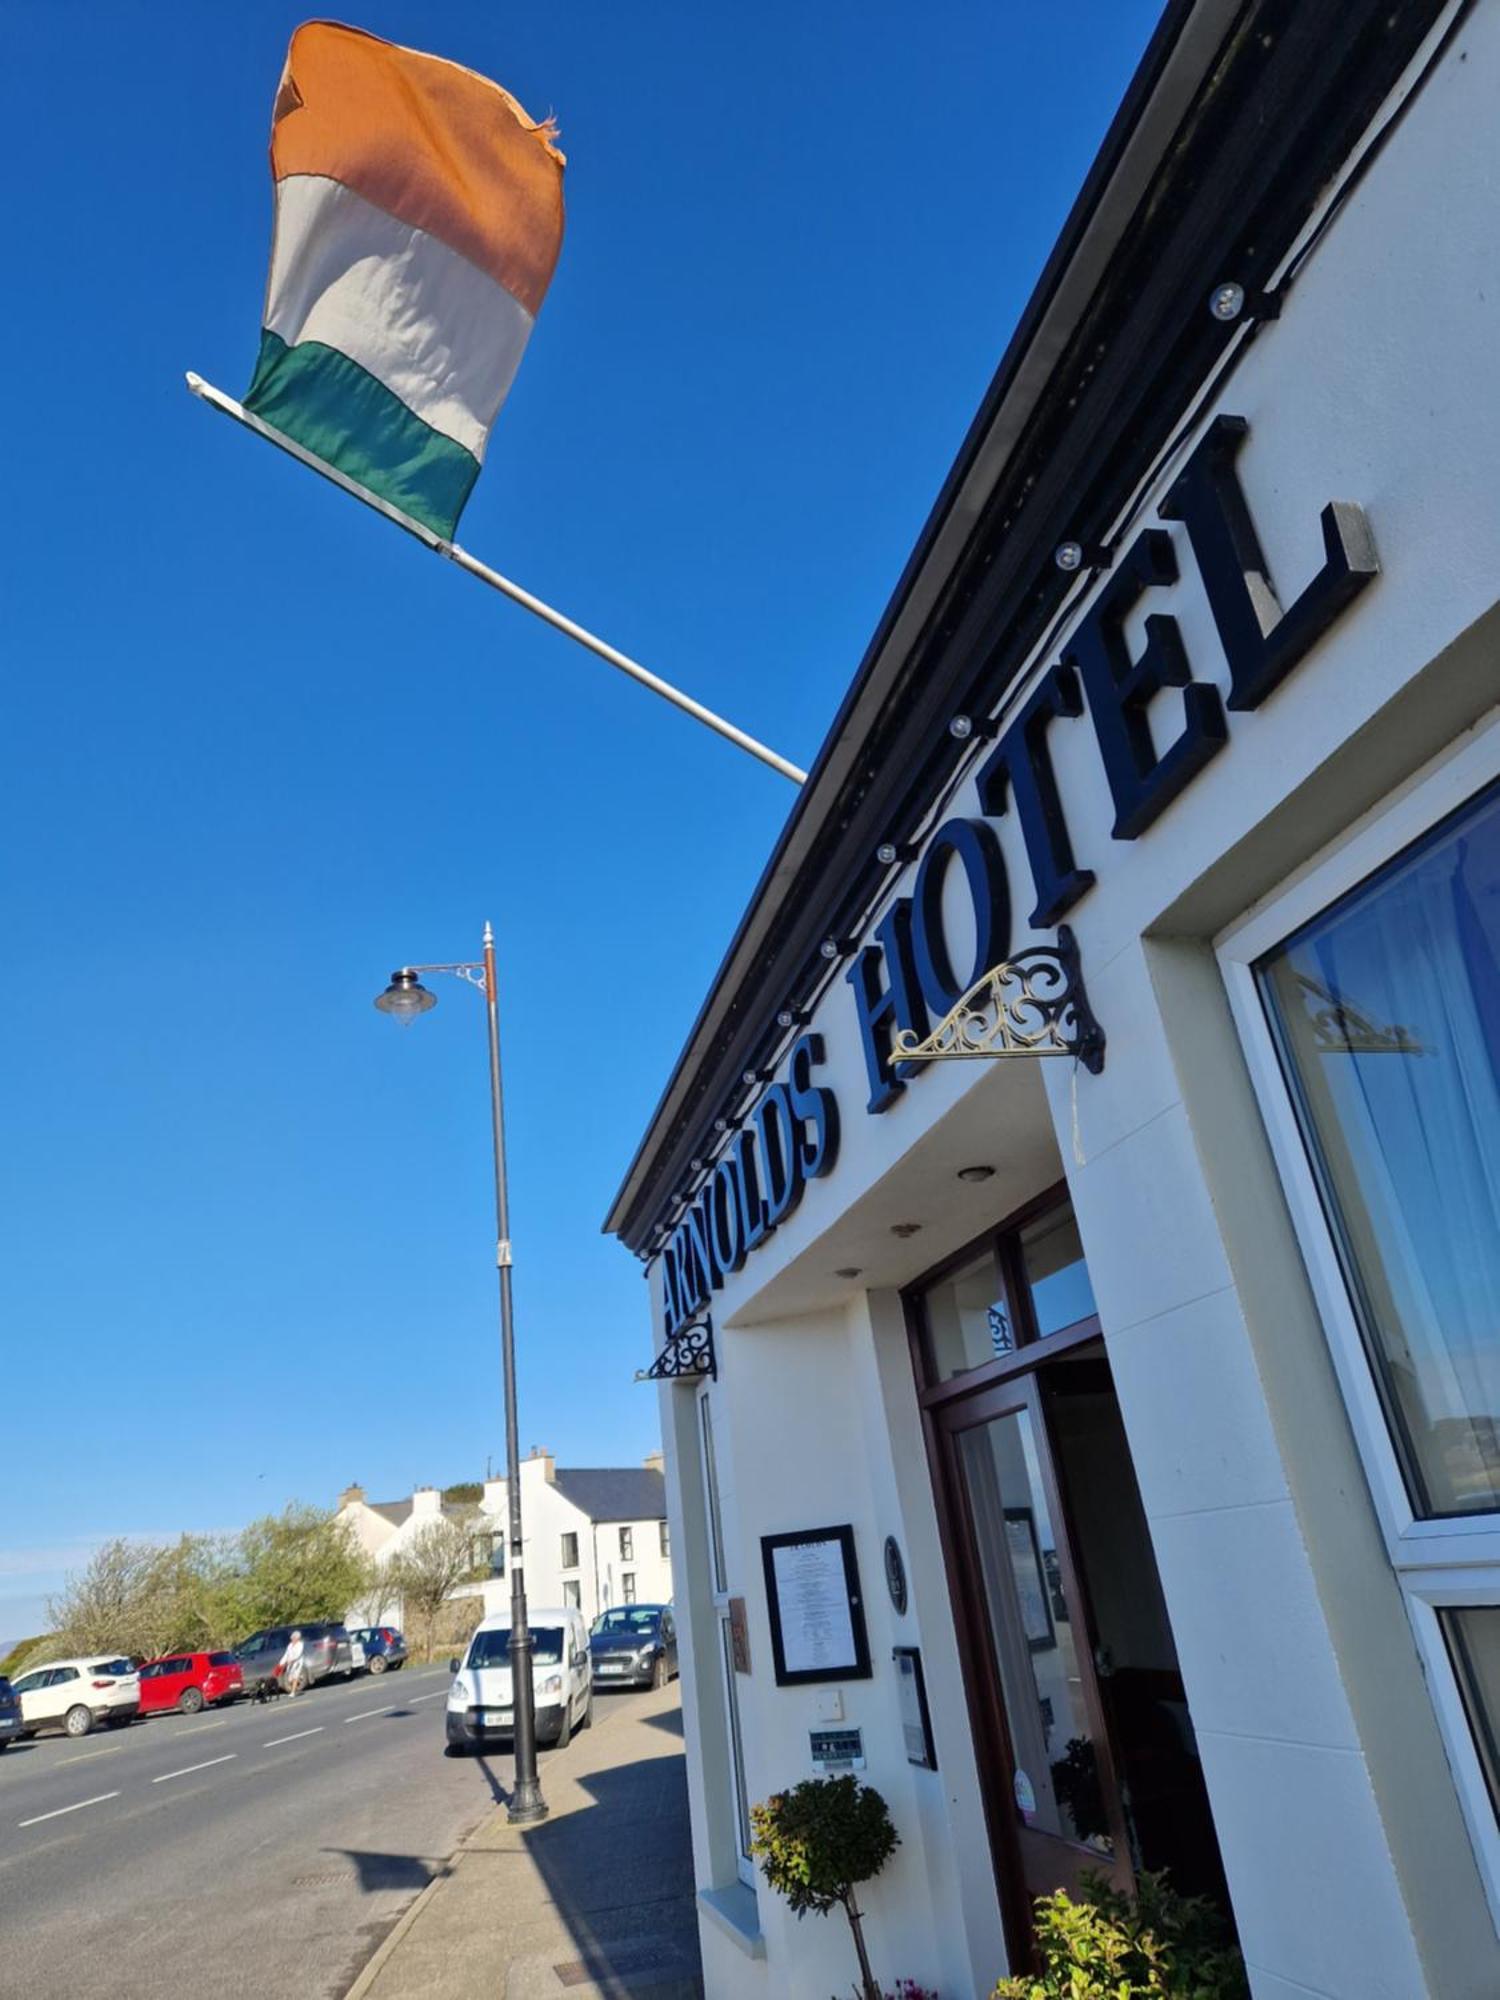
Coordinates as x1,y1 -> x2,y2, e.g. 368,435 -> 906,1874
892,926 -> 1106,1074
638,1314 -> 717,1384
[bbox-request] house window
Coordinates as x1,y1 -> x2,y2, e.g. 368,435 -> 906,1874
489,1532 -> 505,1577
562,1578 -> 581,1609
620,1526 -> 634,1561
660,1519 -> 671,1558
1224,746 -> 1500,1925
560,1532 -> 579,1570
622,1571 -> 637,1603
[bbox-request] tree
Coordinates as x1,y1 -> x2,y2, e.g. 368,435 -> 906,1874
382,1517 -> 485,1660
750,1776 -> 900,2000
223,1505 -> 372,1634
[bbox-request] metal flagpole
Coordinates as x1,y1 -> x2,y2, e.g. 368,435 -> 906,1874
185,374 -> 807,786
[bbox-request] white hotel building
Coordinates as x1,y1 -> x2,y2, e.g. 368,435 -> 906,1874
607,4 -> 1500,1994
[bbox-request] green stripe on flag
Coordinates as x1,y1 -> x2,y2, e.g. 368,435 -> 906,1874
243,331 -> 480,541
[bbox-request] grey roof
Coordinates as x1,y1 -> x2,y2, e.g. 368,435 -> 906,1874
552,1467 -> 666,1524
369,1501 -> 413,1527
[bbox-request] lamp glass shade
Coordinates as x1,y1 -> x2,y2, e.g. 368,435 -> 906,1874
374,970 -> 437,1023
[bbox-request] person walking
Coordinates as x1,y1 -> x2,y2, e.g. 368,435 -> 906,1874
279,1629 -> 308,1698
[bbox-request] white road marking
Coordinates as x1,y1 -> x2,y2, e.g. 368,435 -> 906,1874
344,1706 -> 397,1724
180,1719 -> 228,1734
18,1791 -> 120,1828
59,1744 -> 125,1765
407,1691 -> 446,1704
262,1728 -> 324,1748
152,1753 -> 237,1784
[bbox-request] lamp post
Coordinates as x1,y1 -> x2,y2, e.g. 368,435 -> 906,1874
374,923 -> 547,1825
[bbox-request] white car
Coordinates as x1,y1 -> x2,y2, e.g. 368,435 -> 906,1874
446,1606 -> 591,1755
11,1656 -> 141,1739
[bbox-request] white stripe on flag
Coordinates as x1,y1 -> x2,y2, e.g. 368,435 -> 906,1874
264,174 -> 535,461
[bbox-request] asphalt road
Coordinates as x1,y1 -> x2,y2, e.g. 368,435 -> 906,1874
0,1664 -> 653,1999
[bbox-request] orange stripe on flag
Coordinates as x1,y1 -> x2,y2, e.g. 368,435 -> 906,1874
268,21 -> 565,317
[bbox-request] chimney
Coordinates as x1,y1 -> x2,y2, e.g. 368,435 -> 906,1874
412,1485 -> 442,1518
643,1452 -> 665,1476
337,1483 -> 366,1509
527,1447 -> 557,1483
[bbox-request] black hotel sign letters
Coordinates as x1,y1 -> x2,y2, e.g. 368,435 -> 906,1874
660,415 -> 1376,1332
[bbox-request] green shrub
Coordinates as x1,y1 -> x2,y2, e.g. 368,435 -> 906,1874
751,1775 -> 899,2000
993,1870 -> 1247,2000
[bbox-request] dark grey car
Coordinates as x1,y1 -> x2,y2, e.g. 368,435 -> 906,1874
233,1622 -> 354,1691
589,1605 -> 677,1689
0,1677 -> 21,1750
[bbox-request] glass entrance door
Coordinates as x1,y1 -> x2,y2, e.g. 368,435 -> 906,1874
941,1370 -> 1132,1899
909,1191 -> 1231,1956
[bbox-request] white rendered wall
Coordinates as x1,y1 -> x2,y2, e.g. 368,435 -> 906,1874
647,12 -> 1500,1995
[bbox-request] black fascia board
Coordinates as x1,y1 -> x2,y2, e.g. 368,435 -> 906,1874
609,0 -> 1448,1253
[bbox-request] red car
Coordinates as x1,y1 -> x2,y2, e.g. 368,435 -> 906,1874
137,1651 -> 244,1715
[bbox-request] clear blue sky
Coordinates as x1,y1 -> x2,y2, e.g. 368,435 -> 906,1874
0,0 -> 1162,1639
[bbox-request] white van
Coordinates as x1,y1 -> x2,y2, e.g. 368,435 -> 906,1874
445,1605 -> 591,1755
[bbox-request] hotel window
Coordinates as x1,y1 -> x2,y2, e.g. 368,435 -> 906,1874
918,1197 -> 1099,1385
560,1532 -> 579,1570
699,1386 -> 754,1886
1225,746 -> 1500,1921
620,1526 -> 634,1561
622,1571 -> 637,1603
660,1519 -> 671,1558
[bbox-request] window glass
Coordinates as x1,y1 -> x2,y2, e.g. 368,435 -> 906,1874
660,1519 -> 671,1557
209,1653 -> 235,1668
958,1407 -> 1113,1856
55,1668 -> 79,1684
594,1607 -> 659,1635
562,1579 -> 581,1608
620,1527 -> 635,1560
467,1626 -> 565,1668
1444,1608 -> 1500,1820
622,1572 -> 637,1603
1021,1207 -> 1098,1337
700,1394 -> 727,1593
560,1532 -> 579,1569
12,1674 -> 39,1694
927,1248 -> 1012,1379
1260,784 -> 1500,1518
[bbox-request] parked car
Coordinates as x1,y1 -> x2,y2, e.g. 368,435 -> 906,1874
348,1626 -> 407,1674
10,1656 -> 140,1739
137,1651 -> 244,1715
0,1677 -> 22,1751
233,1622 -> 354,1692
589,1605 -> 678,1689
446,1606 -> 591,1754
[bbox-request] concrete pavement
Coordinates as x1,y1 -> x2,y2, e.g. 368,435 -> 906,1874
0,1664 -> 603,1998
349,1678 -> 703,2000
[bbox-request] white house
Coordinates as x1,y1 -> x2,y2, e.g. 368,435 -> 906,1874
607,6 -> 1500,1998
337,1449 -> 674,1629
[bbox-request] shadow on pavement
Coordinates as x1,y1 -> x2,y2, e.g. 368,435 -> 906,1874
513,1700 -> 703,1996
330,1848 -> 454,1895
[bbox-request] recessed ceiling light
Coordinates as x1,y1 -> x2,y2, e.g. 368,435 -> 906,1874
835,1267 -> 862,1280
890,1222 -> 922,1239
956,1164 -> 995,1183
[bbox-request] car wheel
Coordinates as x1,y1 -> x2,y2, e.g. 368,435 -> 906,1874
651,1654 -> 668,1691
368,1655 -> 387,1676
443,1740 -> 470,1758
579,1692 -> 593,1732
554,1701 -> 572,1751
64,1705 -> 93,1739
178,1686 -> 205,1715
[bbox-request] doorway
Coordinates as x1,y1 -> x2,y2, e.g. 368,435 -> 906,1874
907,1190 -> 1230,1958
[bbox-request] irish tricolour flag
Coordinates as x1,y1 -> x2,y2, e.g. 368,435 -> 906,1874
241,22 -> 565,542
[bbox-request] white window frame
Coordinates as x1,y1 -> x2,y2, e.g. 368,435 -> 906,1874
1218,705 -> 1500,1918
698,1383 -> 755,1888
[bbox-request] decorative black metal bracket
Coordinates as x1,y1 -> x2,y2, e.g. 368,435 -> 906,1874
892,925 -> 1106,1074
638,1314 -> 717,1384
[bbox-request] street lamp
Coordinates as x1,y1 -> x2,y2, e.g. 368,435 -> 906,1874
374,923 -> 547,1825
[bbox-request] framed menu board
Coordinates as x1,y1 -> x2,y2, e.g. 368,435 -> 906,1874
760,1524 -> 872,1686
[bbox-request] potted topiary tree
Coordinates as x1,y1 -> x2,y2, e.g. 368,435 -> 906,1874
750,1774 -> 900,2000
